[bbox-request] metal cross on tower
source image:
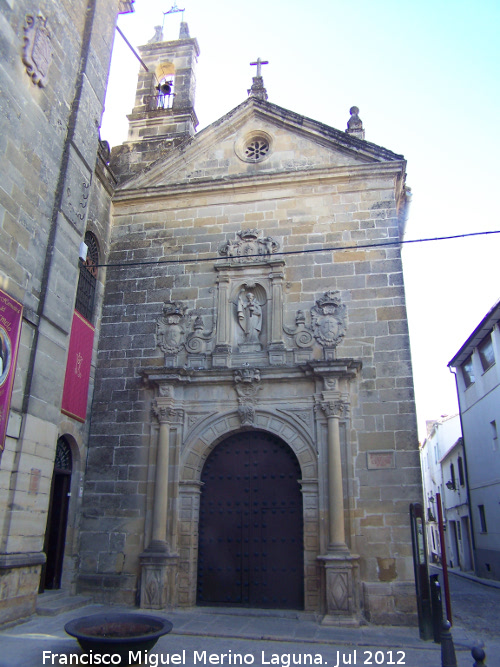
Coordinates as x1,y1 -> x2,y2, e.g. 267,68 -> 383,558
250,58 -> 269,77
162,2 -> 185,32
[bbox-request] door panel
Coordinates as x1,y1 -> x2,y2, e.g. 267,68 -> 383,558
197,431 -> 303,609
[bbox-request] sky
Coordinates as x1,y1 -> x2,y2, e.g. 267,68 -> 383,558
100,0 -> 500,440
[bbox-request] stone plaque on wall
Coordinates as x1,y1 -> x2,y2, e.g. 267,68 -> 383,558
367,451 -> 395,470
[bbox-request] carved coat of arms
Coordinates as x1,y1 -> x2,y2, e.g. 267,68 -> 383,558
23,15 -> 53,87
219,229 -> 279,262
156,301 -> 187,354
311,291 -> 347,348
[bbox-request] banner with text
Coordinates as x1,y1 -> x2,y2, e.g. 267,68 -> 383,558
61,310 -> 95,423
0,290 -> 23,450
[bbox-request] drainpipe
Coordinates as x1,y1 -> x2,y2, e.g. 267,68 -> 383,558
21,0 -> 99,415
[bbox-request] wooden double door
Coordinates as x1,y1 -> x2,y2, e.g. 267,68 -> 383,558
197,431 -> 304,609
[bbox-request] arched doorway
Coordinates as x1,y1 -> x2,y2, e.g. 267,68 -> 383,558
40,436 -> 72,591
197,430 -> 304,609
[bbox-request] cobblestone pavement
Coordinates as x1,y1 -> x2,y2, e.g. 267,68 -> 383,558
0,571 -> 499,667
431,566 -> 500,640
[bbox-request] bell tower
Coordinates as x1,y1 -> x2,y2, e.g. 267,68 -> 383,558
110,22 -> 199,181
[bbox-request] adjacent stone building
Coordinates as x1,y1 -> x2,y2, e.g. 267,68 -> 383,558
0,0 -> 134,625
76,27 -> 421,625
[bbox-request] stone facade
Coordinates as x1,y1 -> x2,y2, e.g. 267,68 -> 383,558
0,0 -> 131,625
1,8 -> 421,626
78,29 -> 421,625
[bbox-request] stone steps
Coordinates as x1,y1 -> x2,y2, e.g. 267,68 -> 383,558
36,590 -> 93,616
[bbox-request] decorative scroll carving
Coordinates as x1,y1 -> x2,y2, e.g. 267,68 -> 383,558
219,229 -> 279,262
156,301 -> 187,354
311,291 -> 347,349
327,570 -> 349,612
237,401 -> 255,425
284,309 -> 314,348
234,368 -> 261,397
158,384 -> 174,398
23,15 -> 53,87
143,567 -> 162,608
279,408 -> 314,433
234,368 -> 261,425
186,314 -> 213,354
324,377 -> 338,391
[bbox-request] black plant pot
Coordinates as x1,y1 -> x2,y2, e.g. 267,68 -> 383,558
64,612 -> 173,664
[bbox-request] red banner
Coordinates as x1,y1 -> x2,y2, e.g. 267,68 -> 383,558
0,290 -> 23,451
61,310 -> 95,423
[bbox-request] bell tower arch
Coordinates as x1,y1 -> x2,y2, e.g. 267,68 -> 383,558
110,21 -> 199,181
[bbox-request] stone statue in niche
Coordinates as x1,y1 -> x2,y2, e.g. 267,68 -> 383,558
311,290 -> 347,349
237,289 -> 262,344
156,301 -> 187,354
219,229 -> 279,262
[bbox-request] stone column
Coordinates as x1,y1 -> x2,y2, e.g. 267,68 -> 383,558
213,271 -> 231,366
322,398 -> 349,551
319,393 -> 359,625
140,394 -> 178,609
150,400 -> 172,547
268,265 -> 286,364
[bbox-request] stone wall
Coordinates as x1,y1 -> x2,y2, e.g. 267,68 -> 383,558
81,118 -> 421,623
0,0 -> 126,624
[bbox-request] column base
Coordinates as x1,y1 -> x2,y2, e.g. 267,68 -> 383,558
139,543 -> 178,610
318,552 -> 360,626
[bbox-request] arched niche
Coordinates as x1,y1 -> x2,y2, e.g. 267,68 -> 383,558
175,411 -> 321,609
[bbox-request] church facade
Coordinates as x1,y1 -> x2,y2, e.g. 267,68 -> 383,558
76,26 -> 421,625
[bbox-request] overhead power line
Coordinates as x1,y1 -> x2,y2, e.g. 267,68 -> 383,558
96,229 -> 500,270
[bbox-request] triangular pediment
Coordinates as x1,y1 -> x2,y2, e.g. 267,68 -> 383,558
117,98 -> 404,192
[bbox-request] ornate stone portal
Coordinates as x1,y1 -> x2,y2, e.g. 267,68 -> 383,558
141,229 -> 361,622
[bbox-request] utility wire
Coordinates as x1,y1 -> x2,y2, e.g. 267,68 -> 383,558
95,229 -> 500,270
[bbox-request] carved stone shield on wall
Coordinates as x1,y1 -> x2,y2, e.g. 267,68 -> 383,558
23,15 -> 53,87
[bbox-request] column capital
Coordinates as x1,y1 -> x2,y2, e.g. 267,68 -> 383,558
152,399 -> 182,424
321,399 -> 349,419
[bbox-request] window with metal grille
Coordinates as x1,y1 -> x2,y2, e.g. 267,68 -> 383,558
478,333 -> 495,372
458,456 -> 465,486
478,504 -> 487,533
462,355 -> 475,387
75,231 -> 99,323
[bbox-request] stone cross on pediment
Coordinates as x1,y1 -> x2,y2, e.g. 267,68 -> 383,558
250,58 -> 269,77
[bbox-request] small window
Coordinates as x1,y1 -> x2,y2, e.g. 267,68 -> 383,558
491,420 -> 498,451
457,456 -> 465,486
478,334 -> 495,372
450,463 -> 456,490
478,504 -> 487,533
75,231 -> 99,323
462,355 -> 475,387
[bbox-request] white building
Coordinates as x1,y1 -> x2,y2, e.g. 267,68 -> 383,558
419,415 -> 472,569
440,437 -> 473,571
448,299 -> 500,581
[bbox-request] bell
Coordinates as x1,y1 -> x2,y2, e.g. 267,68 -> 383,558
158,82 -> 171,95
